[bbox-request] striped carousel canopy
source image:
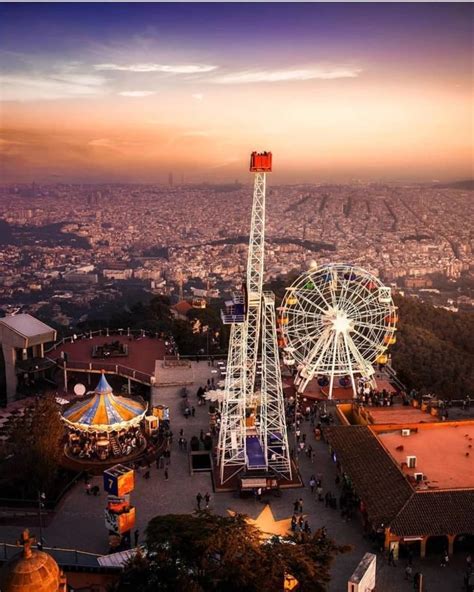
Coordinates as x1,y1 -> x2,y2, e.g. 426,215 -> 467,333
61,373 -> 147,433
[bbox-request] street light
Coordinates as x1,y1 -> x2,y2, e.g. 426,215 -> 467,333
37,491 -> 46,548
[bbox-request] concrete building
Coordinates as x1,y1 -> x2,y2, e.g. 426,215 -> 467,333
0,314 -> 56,405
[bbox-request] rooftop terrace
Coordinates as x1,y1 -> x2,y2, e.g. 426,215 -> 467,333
376,422 -> 474,490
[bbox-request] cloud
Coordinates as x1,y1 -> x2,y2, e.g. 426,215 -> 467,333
88,138 -> 118,150
181,130 -> 211,137
118,90 -> 157,97
192,93 -> 204,100
94,63 -> 217,74
0,138 -> 28,147
0,74 -> 107,101
213,67 -> 361,84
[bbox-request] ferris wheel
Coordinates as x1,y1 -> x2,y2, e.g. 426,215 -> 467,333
278,263 -> 398,399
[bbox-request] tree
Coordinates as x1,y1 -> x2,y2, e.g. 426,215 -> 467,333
115,512 -> 348,592
2,394 -> 64,497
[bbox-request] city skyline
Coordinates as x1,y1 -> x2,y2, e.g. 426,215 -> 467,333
0,2 -> 472,183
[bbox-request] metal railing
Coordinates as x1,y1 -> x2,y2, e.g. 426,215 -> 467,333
58,359 -> 154,386
0,542 -> 103,569
45,328 -> 165,355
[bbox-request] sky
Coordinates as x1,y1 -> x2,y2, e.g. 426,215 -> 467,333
0,3 -> 472,184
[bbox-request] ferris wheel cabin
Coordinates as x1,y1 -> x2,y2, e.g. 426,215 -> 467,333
249,151 -> 272,172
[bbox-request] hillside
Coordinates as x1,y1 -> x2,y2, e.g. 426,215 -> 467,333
391,295 -> 474,399
72,281 -> 474,400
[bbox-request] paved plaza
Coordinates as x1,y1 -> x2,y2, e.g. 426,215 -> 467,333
0,363 -> 469,590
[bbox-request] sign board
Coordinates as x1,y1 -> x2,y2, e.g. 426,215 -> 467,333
105,506 -> 136,535
348,552 -> 376,592
103,464 -> 134,497
107,494 -> 130,513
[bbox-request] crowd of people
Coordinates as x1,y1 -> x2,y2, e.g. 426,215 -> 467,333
67,426 -> 142,461
355,384 -> 395,407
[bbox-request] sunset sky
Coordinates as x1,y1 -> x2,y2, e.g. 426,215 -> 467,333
0,3 -> 472,183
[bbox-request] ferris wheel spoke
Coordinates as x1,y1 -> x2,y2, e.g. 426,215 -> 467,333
286,307 -> 324,322
328,269 -> 339,308
353,320 -> 387,333
305,281 -> 332,311
298,330 -> 333,389
346,332 -> 375,377
327,331 -> 340,397
351,328 -> 380,351
342,332 -> 357,396
294,291 -> 329,316
343,281 -> 377,314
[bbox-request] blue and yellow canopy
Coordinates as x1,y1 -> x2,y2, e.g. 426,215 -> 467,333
62,373 -> 147,432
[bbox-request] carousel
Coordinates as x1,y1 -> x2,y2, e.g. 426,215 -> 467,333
61,373 -> 148,462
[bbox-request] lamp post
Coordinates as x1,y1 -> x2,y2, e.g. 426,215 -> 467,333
37,491 -> 46,548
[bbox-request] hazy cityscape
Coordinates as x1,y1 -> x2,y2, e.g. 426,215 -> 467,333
0,3 -> 473,592
1,180 -> 473,328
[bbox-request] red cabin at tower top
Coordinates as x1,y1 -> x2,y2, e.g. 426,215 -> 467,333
249,151 -> 272,172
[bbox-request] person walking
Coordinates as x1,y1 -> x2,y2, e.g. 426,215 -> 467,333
164,468 -> 169,481
298,498 -> 304,514
316,485 -> 323,502
404,564 -> 412,581
291,515 -> 297,532
388,548 -> 396,567
293,499 -> 299,513
309,475 -> 316,493
191,406 -> 196,417
204,492 -> 210,509
134,529 -> 139,547
440,550 -> 449,567
196,492 -> 203,510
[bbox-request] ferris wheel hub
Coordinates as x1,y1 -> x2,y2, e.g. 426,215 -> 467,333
332,312 -> 352,334
323,308 -> 353,334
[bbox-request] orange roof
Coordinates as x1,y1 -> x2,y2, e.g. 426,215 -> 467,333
172,301 -> 193,315
377,423 -> 474,489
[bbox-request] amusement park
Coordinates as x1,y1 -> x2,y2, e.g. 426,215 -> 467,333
0,152 -> 472,592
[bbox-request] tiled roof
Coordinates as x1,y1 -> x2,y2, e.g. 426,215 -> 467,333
324,425 -> 413,528
172,301 -> 193,315
325,425 -> 474,537
390,490 -> 474,537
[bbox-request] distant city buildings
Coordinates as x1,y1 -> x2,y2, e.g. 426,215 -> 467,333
0,182 -> 472,324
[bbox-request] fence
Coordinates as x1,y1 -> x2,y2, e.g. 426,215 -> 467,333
45,327 -> 165,355
58,359 -> 154,386
0,542 -> 104,569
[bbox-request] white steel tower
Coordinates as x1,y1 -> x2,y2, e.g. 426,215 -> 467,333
218,152 -> 292,485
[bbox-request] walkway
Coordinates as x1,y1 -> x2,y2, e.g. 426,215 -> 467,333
0,371 -> 469,590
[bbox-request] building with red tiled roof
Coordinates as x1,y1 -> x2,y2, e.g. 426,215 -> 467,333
324,421 -> 474,559
171,300 -> 193,319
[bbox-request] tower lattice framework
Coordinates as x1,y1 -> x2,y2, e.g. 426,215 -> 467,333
218,153 -> 292,484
